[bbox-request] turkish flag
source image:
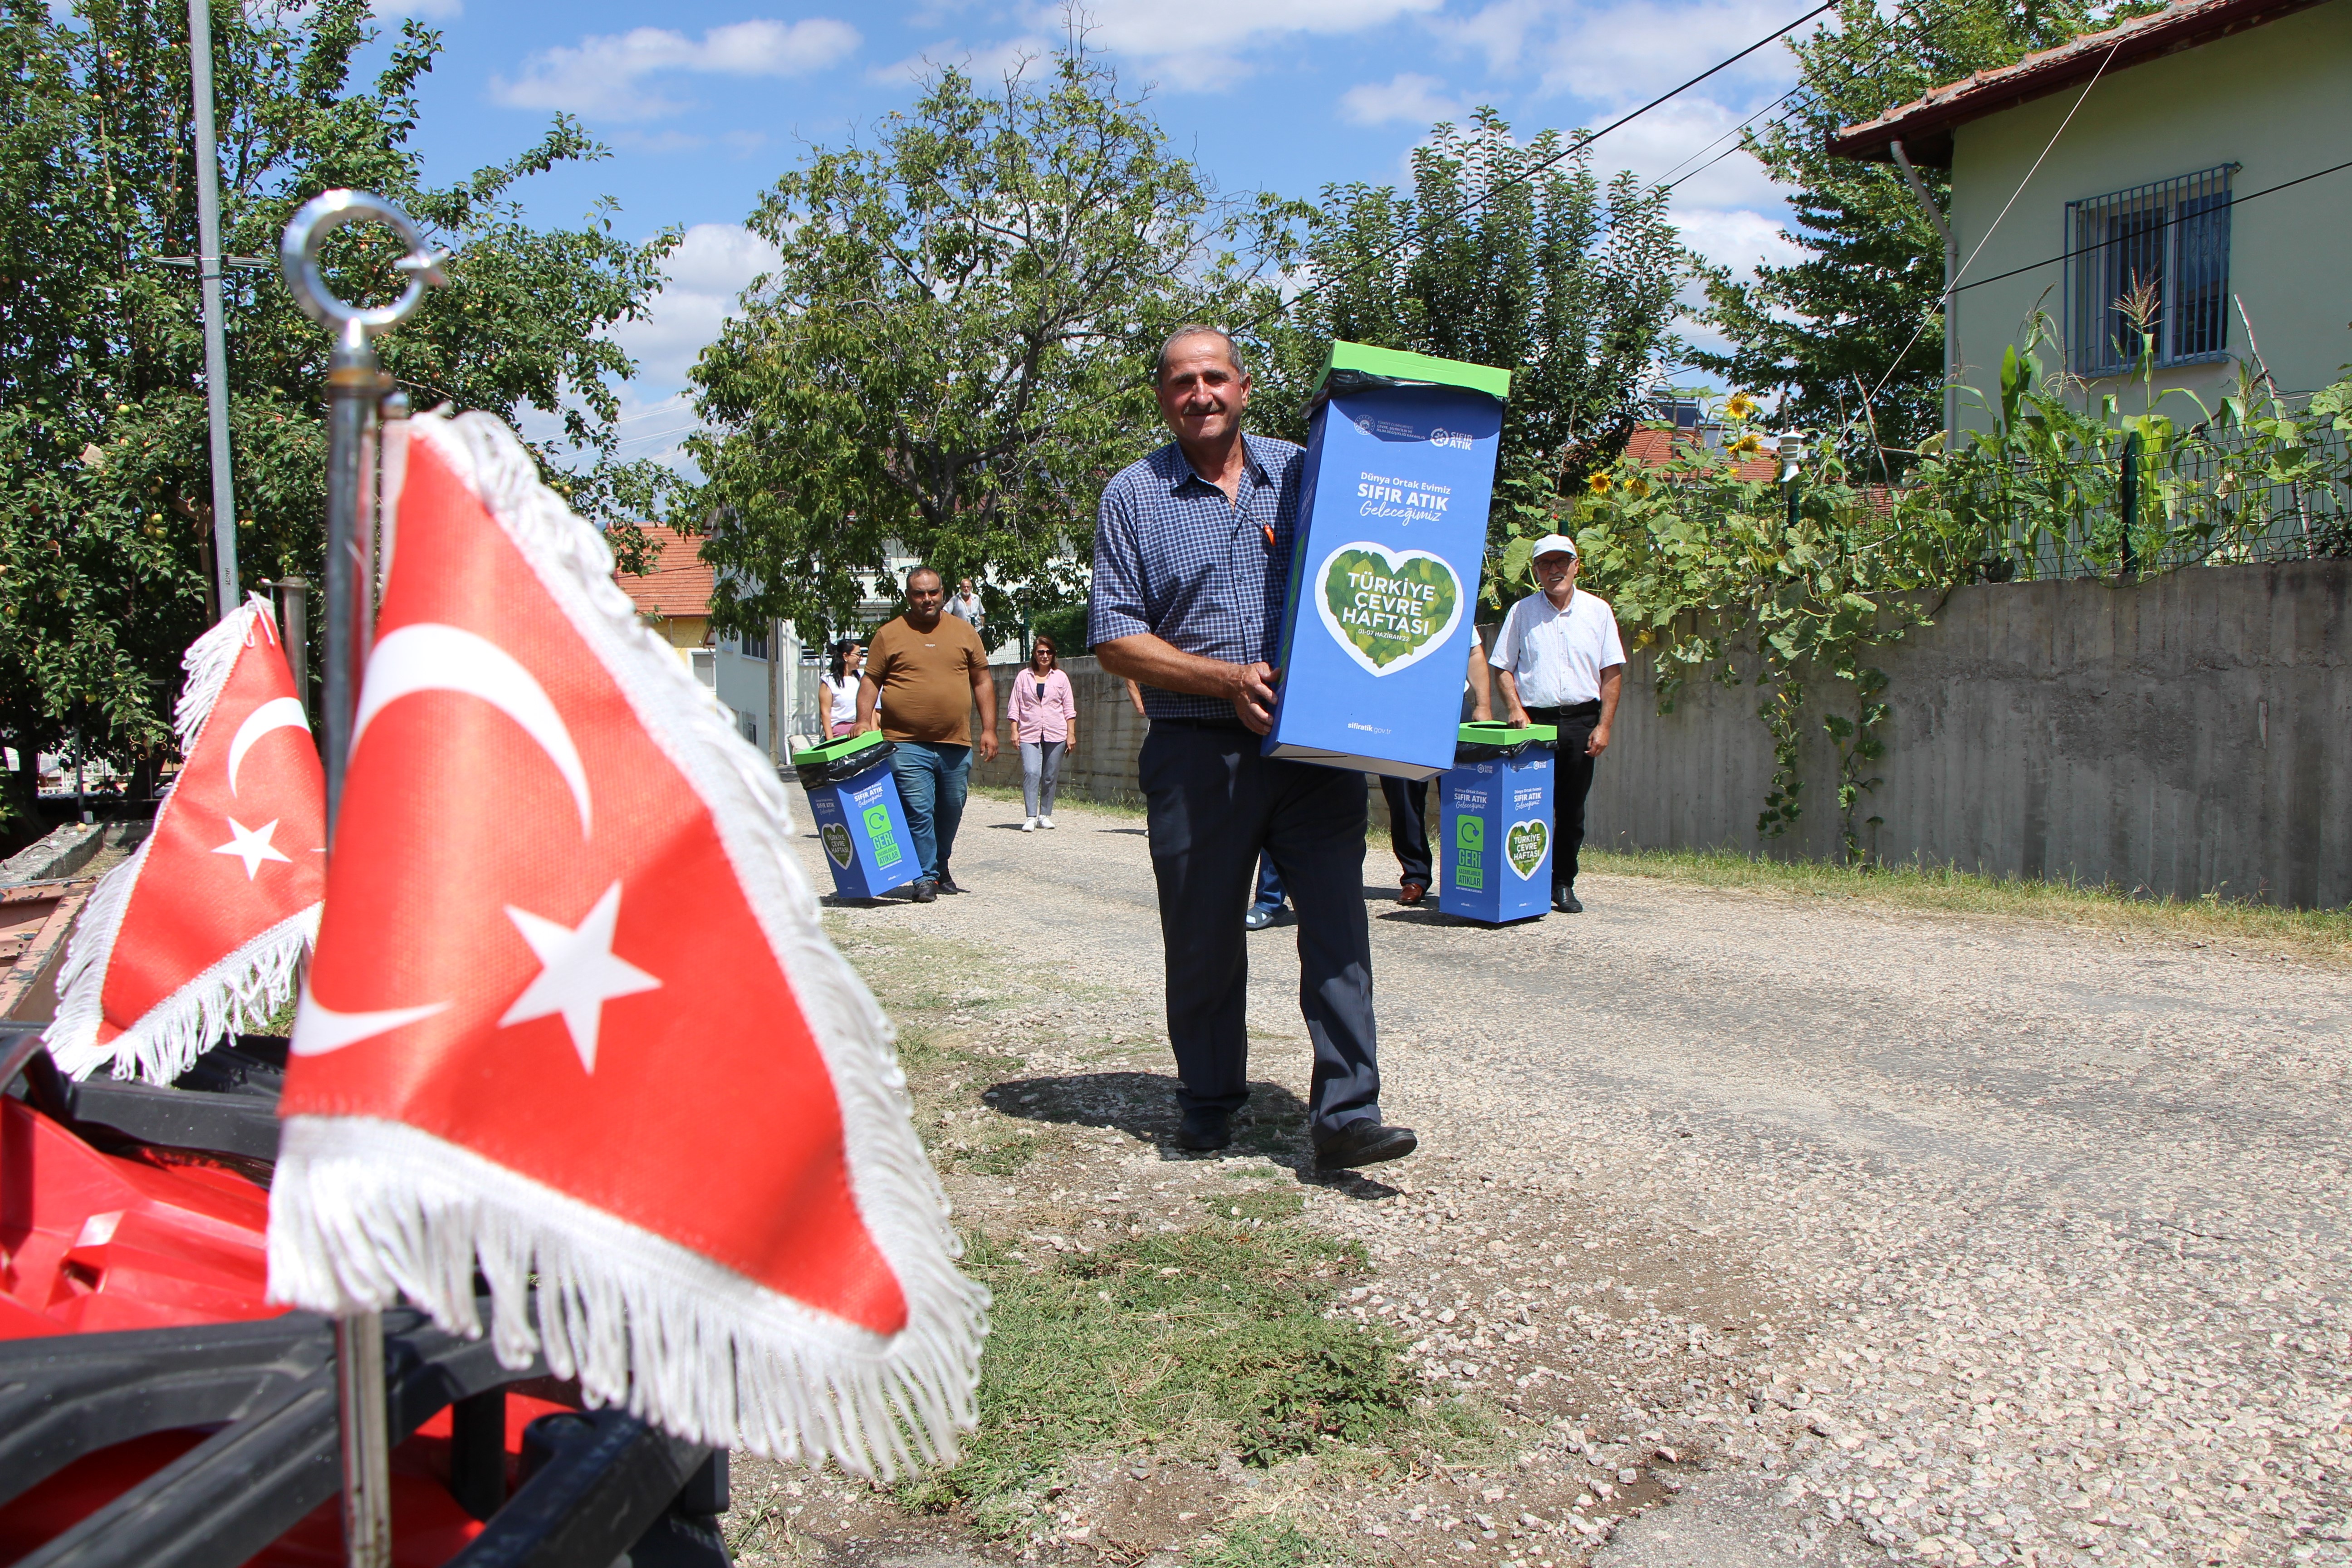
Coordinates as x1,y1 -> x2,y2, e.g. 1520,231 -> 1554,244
47,595 -> 324,1083
268,412 -> 983,1476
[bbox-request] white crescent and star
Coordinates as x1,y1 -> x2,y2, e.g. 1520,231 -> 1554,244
211,816 -> 292,879
354,623 -> 592,837
497,882 -> 660,1074
225,697 -> 311,796
289,622 -> 657,1070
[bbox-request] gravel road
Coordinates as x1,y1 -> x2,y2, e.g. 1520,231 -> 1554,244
792,785 -> 2352,1568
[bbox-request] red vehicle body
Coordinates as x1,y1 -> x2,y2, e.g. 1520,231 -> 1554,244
0,1033 -> 727,1568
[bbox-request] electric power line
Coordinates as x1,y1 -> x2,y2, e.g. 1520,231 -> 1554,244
1950,155 -> 2352,296
1279,0 -> 1843,320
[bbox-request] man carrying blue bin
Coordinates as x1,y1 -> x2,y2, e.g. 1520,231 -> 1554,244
1490,534 -> 1625,914
1091,325 -> 1417,1172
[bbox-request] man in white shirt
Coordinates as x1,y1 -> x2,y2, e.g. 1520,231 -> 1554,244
1491,534 -> 1625,914
945,578 -> 984,631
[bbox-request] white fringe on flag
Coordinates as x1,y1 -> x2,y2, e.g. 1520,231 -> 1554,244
45,597 -> 318,1083
268,412 -> 989,1480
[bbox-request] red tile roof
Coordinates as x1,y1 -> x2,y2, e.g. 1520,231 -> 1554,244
616,525 -> 713,619
1829,0 -> 2328,166
1623,426 -> 1779,481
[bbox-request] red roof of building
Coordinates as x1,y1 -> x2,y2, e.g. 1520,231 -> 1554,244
1623,426 -> 1779,481
1829,0 -> 2328,166
615,525 -> 713,619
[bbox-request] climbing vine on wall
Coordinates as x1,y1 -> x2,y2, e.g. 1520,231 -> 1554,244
1485,345 -> 2352,864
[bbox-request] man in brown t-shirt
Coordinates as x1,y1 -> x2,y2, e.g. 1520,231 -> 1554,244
856,566 -> 997,902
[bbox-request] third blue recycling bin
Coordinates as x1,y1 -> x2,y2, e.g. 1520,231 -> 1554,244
792,733 -> 919,900
1437,721 -> 1557,924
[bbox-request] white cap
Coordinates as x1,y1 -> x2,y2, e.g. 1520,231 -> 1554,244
1529,532 -> 1578,561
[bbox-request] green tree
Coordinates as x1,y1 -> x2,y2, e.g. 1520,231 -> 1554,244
686,44 -> 1295,647
1283,108 -> 1689,567
0,0 -> 674,831
1693,0 -> 2113,457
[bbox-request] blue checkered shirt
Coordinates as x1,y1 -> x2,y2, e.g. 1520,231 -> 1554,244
1088,433 -> 1302,721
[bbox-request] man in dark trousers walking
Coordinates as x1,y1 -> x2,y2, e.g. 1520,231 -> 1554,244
1091,324 -> 1416,1171
1383,641 -> 1495,905
1491,534 -> 1624,914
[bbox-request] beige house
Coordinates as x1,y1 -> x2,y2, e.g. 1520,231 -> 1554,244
615,524 -> 723,700
1833,0 -> 2351,430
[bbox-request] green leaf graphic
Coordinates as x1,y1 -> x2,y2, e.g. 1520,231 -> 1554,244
821,822 -> 856,868
1322,547 -> 1460,672
1505,819 -> 1548,879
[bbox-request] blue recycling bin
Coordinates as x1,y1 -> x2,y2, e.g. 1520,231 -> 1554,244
1437,722 -> 1557,925
1265,341 -> 1510,780
792,734 -> 919,900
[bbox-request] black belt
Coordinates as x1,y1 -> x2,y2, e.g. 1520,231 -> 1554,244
1525,701 -> 1602,721
1151,715 -> 1253,731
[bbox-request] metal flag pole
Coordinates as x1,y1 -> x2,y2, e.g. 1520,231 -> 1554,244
279,189 -> 445,1568
188,0 -> 240,621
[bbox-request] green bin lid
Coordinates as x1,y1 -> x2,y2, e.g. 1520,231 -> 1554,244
1458,720 -> 1557,746
1317,341 -> 1512,402
789,730 -> 889,769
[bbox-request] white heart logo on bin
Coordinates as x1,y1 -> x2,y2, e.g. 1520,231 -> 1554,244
1315,541 -> 1466,678
1505,818 -> 1548,880
821,822 -> 855,868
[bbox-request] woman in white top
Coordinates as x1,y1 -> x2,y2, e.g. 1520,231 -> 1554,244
820,640 -> 864,739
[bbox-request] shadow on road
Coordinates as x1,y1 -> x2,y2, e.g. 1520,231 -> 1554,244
982,1070 -> 1401,1199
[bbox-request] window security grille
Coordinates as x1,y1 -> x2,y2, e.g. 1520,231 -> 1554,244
2066,165 -> 2237,376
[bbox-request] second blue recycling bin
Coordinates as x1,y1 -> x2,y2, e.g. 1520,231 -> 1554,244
1437,722 -> 1558,925
792,733 -> 919,900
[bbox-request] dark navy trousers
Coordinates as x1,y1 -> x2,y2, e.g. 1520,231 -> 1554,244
1139,720 -> 1381,1141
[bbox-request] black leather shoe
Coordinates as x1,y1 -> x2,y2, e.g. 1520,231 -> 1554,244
1314,1120 -> 1418,1170
1553,888 -> 1583,913
936,868 -> 965,895
1175,1110 -> 1231,1152
910,880 -> 937,903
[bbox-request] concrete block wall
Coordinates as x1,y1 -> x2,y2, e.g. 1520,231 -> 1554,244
1587,561 -> 2350,907
960,564 -> 2349,907
972,657 -> 1155,808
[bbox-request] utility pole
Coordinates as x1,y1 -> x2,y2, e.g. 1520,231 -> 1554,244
189,0 -> 240,621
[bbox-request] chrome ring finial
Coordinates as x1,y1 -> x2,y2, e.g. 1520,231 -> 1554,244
279,190 -> 447,348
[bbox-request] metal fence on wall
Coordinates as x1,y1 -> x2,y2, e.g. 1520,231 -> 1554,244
1923,405 -> 2350,584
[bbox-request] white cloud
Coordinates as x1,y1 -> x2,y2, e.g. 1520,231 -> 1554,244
516,224 -> 784,484
608,223 -> 784,393
1055,0 -> 1444,89
1453,0 -> 1803,107
1338,73 -> 1466,128
1594,96 -> 1786,211
873,35 -> 1055,86
492,19 -> 861,122
1672,204 -> 1800,284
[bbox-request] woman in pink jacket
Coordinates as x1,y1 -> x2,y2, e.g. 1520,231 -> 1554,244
1005,633 -> 1078,832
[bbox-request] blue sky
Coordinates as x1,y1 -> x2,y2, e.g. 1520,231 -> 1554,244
371,0 -> 1823,463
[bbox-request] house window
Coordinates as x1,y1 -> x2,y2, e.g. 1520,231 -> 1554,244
739,628 -> 769,661
2066,164 -> 2237,376
737,710 -> 759,744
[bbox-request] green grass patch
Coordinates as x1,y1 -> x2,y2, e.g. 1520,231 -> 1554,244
1584,844 -> 2352,965
953,1136 -> 1039,1176
1191,1518 -> 1329,1568
903,1225 -> 1411,1528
